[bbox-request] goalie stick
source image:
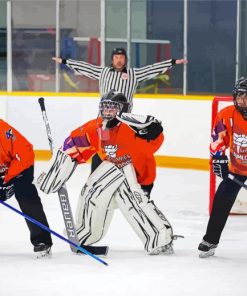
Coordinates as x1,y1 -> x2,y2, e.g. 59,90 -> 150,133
38,97 -> 108,256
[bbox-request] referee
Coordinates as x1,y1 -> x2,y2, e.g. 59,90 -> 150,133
53,48 -> 187,110
52,48 -> 187,195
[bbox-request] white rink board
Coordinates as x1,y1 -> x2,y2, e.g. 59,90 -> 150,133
0,95 -> 7,119
2,95 -> 212,158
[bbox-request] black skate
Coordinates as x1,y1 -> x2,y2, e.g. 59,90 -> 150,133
198,240 -> 217,258
34,243 -> 52,259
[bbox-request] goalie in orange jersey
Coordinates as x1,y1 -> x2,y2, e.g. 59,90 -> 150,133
38,90 -> 176,255
198,77 -> 247,258
0,119 -> 52,257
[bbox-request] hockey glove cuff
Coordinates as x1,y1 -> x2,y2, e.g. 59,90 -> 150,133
0,176 -> 15,201
212,155 -> 229,179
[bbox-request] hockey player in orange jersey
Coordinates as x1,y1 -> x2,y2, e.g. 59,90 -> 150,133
38,90 -> 175,255
198,77 -> 247,258
0,119 -> 53,257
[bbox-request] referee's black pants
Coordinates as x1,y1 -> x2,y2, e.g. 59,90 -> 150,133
203,173 -> 247,245
14,166 -> 53,247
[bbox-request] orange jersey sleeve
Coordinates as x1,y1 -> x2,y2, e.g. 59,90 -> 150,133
0,119 -> 34,183
62,119 -> 102,163
210,108 -> 230,156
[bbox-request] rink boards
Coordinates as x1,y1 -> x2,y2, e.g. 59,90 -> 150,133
0,92 -> 213,170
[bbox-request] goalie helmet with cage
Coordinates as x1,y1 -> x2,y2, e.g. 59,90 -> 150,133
233,77 -> 247,120
99,90 -> 129,127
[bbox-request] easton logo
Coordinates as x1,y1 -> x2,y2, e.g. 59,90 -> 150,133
212,159 -> 228,164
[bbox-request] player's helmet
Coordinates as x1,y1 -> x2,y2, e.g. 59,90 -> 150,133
110,48 -> 127,69
233,77 -> 247,120
111,48 -> 127,61
99,90 -> 129,127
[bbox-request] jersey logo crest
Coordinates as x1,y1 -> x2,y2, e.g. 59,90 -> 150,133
121,73 -> 128,80
104,144 -> 118,158
5,129 -> 15,140
233,133 -> 247,153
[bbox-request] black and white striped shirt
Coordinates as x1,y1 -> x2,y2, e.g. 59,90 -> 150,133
64,58 -> 176,110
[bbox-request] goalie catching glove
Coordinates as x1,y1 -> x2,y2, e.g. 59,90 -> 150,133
116,112 -> 163,141
36,149 -> 77,194
212,155 -> 229,179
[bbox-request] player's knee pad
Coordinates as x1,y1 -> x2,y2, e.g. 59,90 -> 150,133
75,161 -> 125,245
36,149 -> 77,194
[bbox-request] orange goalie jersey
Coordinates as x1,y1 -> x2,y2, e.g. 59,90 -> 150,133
63,117 -> 164,185
0,119 -> 34,183
210,105 -> 247,175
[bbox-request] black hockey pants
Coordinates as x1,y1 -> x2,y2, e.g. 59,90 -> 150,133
14,166 -> 53,247
91,153 -> 103,173
203,173 -> 247,245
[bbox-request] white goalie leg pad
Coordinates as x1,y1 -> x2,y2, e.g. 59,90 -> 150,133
75,161 -> 125,245
36,149 -> 77,194
115,163 -> 173,253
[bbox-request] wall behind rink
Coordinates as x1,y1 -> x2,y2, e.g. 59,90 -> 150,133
0,93 -> 213,170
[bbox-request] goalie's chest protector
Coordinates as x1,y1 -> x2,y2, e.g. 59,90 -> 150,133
98,123 -> 156,185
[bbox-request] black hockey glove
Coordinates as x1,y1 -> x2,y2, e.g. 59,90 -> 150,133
0,176 -> 15,201
212,155 -> 229,179
136,122 -> 163,141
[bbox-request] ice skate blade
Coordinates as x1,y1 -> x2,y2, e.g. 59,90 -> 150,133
35,249 -> 52,259
149,245 -> 174,255
199,249 -> 215,258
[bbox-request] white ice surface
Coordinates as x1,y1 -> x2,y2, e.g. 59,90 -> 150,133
1,163 -> 247,296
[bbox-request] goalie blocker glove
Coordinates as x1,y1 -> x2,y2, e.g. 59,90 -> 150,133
36,149 -> 77,194
212,155 -> 229,179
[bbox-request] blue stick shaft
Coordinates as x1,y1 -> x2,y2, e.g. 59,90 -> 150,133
0,200 -> 108,266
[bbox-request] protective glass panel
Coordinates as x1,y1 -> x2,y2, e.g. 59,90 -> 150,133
12,0 -> 56,91
0,0 -> 7,90
138,0 -> 184,94
187,0 -> 237,94
60,0 -> 101,92
239,0 -> 247,78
